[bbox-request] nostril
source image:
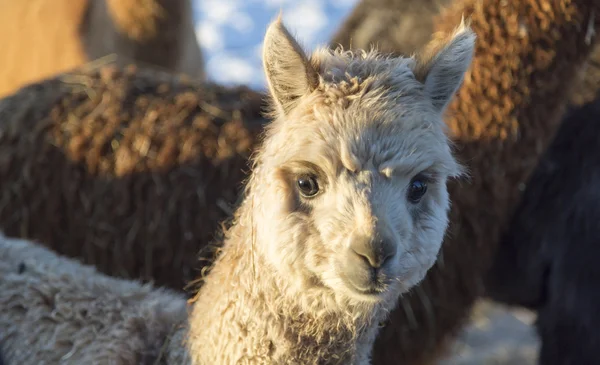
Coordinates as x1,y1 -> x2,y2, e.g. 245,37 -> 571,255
351,248 -> 393,269
352,248 -> 379,268
381,251 -> 394,266
350,237 -> 396,268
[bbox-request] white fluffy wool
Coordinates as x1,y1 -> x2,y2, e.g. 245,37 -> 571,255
0,233 -> 190,365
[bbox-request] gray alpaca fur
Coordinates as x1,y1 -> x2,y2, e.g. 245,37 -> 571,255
0,233 -> 190,365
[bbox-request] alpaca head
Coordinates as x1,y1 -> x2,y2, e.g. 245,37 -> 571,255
249,17 -> 474,308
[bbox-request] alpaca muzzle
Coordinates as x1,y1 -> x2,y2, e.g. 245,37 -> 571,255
339,232 -> 397,297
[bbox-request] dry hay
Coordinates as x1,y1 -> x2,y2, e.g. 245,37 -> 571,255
0,0 -> 204,98
0,62 -> 266,291
361,1 -> 600,364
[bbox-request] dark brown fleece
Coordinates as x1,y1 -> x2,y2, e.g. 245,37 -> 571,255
332,0 -> 600,108
570,43 -> 600,106
0,62 -> 266,292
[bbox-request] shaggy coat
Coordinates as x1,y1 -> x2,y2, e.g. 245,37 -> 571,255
332,0 -> 600,107
0,64 -> 265,290
0,233 -> 190,365
349,1 -> 600,364
184,16 -> 474,364
0,0 -> 204,98
485,96 -> 600,365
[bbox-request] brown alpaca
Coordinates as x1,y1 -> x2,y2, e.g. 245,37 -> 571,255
0,63 -> 264,290
363,1 -> 600,365
0,0 -> 204,98
332,0 -> 600,107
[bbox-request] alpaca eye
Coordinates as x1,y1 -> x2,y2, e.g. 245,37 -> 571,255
407,176 -> 427,203
297,174 -> 320,198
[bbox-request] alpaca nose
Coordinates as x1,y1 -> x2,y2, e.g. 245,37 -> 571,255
350,235 -> 395,269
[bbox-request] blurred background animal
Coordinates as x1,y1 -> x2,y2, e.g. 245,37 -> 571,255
0,64 -> 264,289
331,0 -> 450,57
0,0 -> 204,98
485,95 -> 600,365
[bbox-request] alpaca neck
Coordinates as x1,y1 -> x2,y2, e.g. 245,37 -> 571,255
184,198 -> 388,365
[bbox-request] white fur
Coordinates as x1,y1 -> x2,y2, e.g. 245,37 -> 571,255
186,17 -> 475,364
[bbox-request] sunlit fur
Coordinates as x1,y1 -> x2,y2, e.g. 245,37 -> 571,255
186,17 -> 474,364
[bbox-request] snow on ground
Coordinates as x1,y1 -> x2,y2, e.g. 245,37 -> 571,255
192,0 -> 358,90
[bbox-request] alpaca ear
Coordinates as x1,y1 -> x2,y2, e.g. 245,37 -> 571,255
262,16 -> 319,116
414,21 -> 476,113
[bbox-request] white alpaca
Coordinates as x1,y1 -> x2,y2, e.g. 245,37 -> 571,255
185,17 -> 474,364
0,17 -> 474,365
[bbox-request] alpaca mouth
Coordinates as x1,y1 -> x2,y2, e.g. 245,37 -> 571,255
340,275 -> 390,300
353,285 -> 384,296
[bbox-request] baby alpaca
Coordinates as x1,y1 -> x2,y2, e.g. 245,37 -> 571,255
185,18 -> 474,364
0,17 -> 474,365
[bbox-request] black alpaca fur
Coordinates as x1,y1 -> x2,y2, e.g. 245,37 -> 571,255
485,96 -> 600,365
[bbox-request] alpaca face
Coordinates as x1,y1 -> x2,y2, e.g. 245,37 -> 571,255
256,105 -> 460,305
257,18 -> 475,306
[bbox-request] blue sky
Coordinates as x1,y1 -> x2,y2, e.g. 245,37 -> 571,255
192,0 -> 358,89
